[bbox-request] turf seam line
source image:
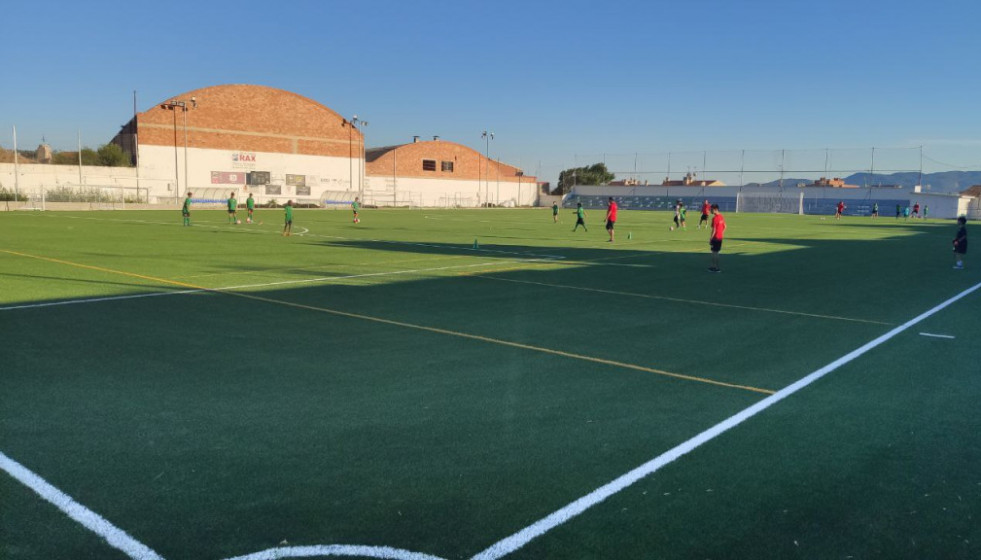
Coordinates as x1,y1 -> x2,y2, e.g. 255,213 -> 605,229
0,451 -> 165,560
471,275 -> 893,326
468,279 -> 981,560
1,249 -> 773,395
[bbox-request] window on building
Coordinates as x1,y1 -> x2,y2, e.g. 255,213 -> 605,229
441,161 -> 454,172
422,159 -> 437,171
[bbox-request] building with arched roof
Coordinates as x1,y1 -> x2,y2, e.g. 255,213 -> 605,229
113,84 -> 365,203
111,84 -> 534,206
365,138 -> 535,207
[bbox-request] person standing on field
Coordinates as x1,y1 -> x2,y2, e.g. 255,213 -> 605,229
182,192 -> 192,226
352,197 -> 361,223
698,199 -> 711,229
552,202 -> 559,223
605,197 -> 618,242
282,200 -> 294,236
953,216 -> 968,269
573,202 -> 587,232
708,203 -> 726,273
246,193 -> 255,224
227,192 -> 238,224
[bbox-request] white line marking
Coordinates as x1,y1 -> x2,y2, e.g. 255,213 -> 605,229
0,289 -> 203,311
469,280 -> 981,560
0,261 -> 520,312
0,450 -> 165,560
919,332 -> 956,339
222,545 -> 448,560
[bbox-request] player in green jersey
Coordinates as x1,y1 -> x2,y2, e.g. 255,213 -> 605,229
227,192 -> 238,224
182,192 -> 192,226
679,204 -> 687,230
352,197 -> 361,223
282,200 -> 293,236
572,202 -> 587,232
552,202 -> 559,223
246,193 -> 255,224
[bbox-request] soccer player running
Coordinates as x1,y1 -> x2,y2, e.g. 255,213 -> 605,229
352,197 -> 361,223
679,203 -> 688,230
698,199 -> 711,229
835,200 -> 845,220
953,216 -> 967,269
871,202 -> 879,219
572,202 -> 587,232
282,200 -> 293,236
552,202 -> 559,223
227,192 -> 238,224
246,193 -> 255,224
182,192 -> 192,226
605,196 -> 618,242
912,202 -> 920,219
708,203 -> 726,273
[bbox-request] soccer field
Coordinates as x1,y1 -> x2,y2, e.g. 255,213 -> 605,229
1,208 -> 979,560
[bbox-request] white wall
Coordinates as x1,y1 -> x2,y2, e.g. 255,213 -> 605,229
138,145 -> 360,204
364,175 -> 537,207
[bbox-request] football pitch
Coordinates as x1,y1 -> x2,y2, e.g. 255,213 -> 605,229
1,208 -> 979,560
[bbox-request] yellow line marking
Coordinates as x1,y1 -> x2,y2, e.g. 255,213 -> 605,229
471,275 -> 893,326
2,249 -> 774,395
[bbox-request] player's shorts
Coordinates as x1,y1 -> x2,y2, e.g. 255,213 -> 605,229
228,210 -> 236,214
182,210 -> 189,217
710,238 -> 723,253
285,219 -> 293,225
606,219 -> 616,230
954,240 -> 968,254
575,217 -> 585,225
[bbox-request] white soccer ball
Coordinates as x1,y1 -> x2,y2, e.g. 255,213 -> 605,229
236,219 -> 241,224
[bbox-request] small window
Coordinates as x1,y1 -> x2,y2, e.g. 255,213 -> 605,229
441,161 -> 454,172
422,159 -> 437,171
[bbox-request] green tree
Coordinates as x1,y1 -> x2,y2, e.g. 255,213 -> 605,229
556,163 -> 615,193
80,148 -> 100,166
97,143 -> 131,167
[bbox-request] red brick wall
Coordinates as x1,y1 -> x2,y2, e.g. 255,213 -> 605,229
366,140 -> 535,183
136,84 -> 360,158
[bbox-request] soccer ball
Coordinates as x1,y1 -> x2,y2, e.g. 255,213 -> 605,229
236,219 -> 241,225
669,226 -> 675,231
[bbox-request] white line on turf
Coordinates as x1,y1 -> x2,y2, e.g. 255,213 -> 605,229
221,545 -> 448,560
919,332 -> 956,339
468,280 -> 981,560
0,450 -> 165,560
0,261 -> 525,312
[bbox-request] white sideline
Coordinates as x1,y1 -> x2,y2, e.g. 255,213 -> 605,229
221,545 -> 448,560
0,451 -> 164,560
469,280 -> 981,560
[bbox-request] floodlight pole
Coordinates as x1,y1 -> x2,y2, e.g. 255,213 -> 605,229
481,131 -> 494,206
162,98 -> 196,202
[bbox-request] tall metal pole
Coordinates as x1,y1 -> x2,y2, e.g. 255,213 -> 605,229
183,108 -> 189,200
869,146 -> 875,188
172,104 -> 179,199
12,126 -> 19,200
134,90 -> 140,202
77,130 -> 83,187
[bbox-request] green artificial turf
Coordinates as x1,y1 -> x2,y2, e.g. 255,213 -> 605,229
1,208 -> 978,559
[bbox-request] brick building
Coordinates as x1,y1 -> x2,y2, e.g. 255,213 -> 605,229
111,84 -> 534,206
365,138 -> 535,207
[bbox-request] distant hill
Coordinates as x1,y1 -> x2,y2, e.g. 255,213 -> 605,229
749,171 -> 981,193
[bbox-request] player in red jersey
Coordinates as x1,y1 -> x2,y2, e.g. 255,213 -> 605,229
605,197 -> 618,242
698,199 -> 710,229
709,204 -> 726,272
912,202 -> 920,219
835,201 -> 846,220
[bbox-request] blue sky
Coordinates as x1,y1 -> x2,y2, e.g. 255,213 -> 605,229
2,0 -> 980,183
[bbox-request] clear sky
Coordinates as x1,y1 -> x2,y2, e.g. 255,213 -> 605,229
2,0 -> 980,184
